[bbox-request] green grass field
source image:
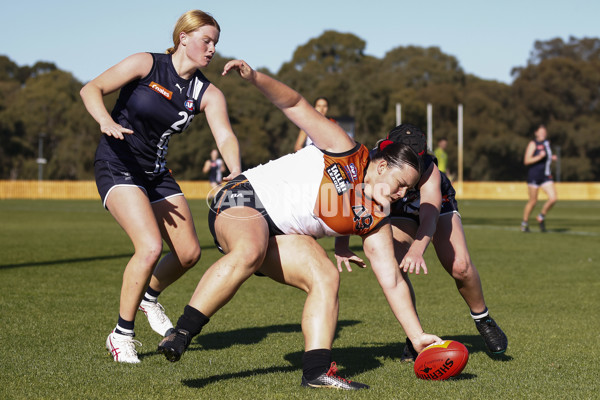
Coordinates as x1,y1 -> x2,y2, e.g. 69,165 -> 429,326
1,199 -> 599,399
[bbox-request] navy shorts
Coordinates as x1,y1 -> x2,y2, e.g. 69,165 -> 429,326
390,173 -> 459,224
94,159 -> 183,209
208,174 -> 283,253
527,171 -> 553,187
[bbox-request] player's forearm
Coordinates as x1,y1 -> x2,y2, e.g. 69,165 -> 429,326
217,137 -> 241,175
80,84 -> 114,127
251,71 -> 303,111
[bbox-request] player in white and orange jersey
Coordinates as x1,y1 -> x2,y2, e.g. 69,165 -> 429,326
157,60 -> 442,390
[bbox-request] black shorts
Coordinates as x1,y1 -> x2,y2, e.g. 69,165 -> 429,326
94,158 -> 182,208
390,174 -> 459,224
207,174 -> 283,253
527,170 -> 553,187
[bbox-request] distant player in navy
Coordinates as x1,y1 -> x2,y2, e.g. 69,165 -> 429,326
80,10 -> 241,363
203,149 -> 225,188
521,124 -> 558,232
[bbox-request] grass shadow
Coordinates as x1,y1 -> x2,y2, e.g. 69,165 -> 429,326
181,340 -> 480,389
182,365 -> 298,389
181,320 -> 360,354
443,334 -> 513,362
0,253 -> 133,270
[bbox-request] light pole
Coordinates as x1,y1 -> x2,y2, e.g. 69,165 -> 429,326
37,133 -> 47,181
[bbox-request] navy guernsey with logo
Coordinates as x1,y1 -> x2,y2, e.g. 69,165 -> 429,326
390,153 -> 457,220
95,53 -> 211,174
527,139 -> 553,183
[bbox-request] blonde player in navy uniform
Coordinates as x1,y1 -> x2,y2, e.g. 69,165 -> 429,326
80,10 -> 241,363
521,124 -> 557,232
157,60 -> 442,390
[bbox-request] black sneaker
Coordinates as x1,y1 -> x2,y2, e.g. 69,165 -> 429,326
301,362 -> 369,390
520,223 -> 530,232
538,219 -> 547,232
157,328 -> 191,362
400,338 -> 418,362
475,317 -> 508,354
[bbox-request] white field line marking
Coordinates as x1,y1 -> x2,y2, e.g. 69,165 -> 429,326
463,224 -> 600,237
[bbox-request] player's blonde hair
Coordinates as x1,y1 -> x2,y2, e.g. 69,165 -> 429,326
166,10 -> 221,54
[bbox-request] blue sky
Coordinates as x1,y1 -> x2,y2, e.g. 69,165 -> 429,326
1,0 -> 598,84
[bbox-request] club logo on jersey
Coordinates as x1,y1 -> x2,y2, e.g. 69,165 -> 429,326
343,163 -> 358,182
149,81 -> 172,100
184,99 -> 195,112
326,163 -> 351,195
352,205 -> 374,231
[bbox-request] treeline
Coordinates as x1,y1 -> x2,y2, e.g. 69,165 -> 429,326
1,34 -> 599,181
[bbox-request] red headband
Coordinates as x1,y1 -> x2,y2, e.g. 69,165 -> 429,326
379,139 -> 393,151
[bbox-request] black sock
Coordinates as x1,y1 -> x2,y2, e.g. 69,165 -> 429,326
115,315 -> 135,336
175,305 -> 210,337
143,286 -> 161,303
302,349 -> 332,380
471,307 -> 489,322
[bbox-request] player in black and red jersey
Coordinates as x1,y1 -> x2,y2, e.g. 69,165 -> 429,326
80,10 -> 241,363
336,124 -> 507,360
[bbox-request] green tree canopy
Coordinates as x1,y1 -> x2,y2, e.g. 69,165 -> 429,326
1,35 -> 599,182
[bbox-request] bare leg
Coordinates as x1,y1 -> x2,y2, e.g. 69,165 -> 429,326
540,182 -> 558,216
259,235 -> 339,351
432,213 -> 486,313
105,187 -> 163,322
522,185 -> 539,222
148,195 -> 201,291
188,207 -> 270,316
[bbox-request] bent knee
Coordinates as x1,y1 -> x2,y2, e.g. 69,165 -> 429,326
315,266 -> 340,288
450,259 -> 475,282
229,245 -> 267,272
306,268 -> 339,298
179,245 -> 201,269
143,241 -> 163,262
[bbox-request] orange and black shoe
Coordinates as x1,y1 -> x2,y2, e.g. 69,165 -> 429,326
301,362 -> 369,390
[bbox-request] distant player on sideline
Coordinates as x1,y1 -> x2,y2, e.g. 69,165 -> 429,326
80,10 -> 241,364
433,137 -> 450,176
293,96 -> 332,151
521,124 -> 558,232
203,149 -> 225,188
336,123 -> 507,360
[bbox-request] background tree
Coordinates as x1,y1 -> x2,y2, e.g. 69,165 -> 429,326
1,35 -> 599,181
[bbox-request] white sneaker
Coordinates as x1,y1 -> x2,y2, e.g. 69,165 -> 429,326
138,300 -> 174,336
106,331 -> 142,364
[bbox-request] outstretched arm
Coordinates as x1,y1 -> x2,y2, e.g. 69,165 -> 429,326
222,60 -> 354,154
201,85 -> 241,181
362,224 -> 441,352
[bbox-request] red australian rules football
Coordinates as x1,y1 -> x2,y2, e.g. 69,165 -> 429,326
414,340 -> 469,380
